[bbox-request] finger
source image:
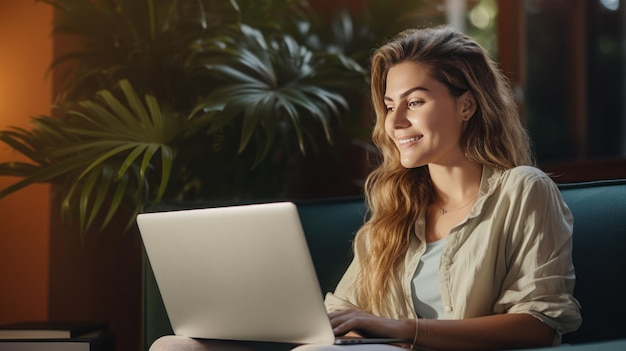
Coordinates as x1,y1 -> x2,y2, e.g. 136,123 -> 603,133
332,317 -> 359,336
328,309 -> 359,319
330,312 -> 370,336
329,313 -> 351,329
328,309 -> 360,328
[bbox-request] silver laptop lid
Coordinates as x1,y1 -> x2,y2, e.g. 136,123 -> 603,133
137,202 -> 335,345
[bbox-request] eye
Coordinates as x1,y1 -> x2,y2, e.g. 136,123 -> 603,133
408,100 -> 424,110
385,105 -> 395,113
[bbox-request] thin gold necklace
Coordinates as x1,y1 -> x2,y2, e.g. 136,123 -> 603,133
439,196 -> 478,215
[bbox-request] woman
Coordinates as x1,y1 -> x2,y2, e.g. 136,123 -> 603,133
320,25 -> 581,350
150,25 -> 581,351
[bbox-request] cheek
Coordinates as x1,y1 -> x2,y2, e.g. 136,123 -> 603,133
425,107 -> 459,131
383,116 -> 394,137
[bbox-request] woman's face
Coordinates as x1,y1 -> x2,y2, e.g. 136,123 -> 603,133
383,61 -> 474,169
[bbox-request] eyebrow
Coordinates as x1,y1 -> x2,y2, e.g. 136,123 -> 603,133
383,86 -> 430,102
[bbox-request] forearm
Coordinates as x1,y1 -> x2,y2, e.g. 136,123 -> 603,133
415,313 -> 554,351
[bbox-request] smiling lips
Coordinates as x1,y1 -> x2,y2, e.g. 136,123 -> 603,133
398,136 -> 423,145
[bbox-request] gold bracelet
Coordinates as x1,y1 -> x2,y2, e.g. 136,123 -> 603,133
412,318 -> 419,348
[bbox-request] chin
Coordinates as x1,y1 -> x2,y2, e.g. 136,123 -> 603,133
400,160 -> 426,169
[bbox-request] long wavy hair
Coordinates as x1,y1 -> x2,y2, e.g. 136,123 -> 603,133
354,25 -> 533,317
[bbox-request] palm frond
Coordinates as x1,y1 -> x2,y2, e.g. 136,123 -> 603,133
0,80 -> 189,234
195,25 -> 362,163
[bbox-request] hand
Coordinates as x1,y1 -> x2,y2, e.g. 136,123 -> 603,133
328,309 -> 413,341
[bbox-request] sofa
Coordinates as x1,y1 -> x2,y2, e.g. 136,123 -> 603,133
141,178 -> 626,350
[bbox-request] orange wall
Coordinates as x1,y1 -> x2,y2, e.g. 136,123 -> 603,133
0,1 -> 52,324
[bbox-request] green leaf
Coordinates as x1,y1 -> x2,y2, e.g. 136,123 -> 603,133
74,143 -> 137,183
101,172 -> 129,230
86,169 -> 109,231
155,146 -> 174,201
238,95 -> 271,153
0,162 -> 41,177
139,144 -> 160,180
0,130 -> 37,160
145,95 -> 164,136
119,79 -> 152,129
117,145 -> 148,179
96,90 -> 137,128
0,160 -> 83,199
78,167 -> 100,233
279,98 -> 306,154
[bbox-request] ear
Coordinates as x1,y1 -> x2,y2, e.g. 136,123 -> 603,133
459,91 -> 477,121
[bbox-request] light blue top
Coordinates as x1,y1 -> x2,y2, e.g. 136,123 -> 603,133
411,237 -> 447,319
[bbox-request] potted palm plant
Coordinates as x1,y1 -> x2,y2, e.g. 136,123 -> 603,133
0,0 -> 372,235
0,0 -> 444,236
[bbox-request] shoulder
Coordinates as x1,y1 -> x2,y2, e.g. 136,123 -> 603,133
498,166 -> 556,191
482,165 -> 563,205
485,166 -> 573,240
490,166 -> 569,214
502,165 -> 550,182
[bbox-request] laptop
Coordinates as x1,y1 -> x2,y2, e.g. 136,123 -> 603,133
137,202 -> 407,346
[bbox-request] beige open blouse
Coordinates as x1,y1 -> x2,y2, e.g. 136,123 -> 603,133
325,166 -> 582,345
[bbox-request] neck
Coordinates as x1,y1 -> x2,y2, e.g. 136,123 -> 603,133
428,161 -> 482,205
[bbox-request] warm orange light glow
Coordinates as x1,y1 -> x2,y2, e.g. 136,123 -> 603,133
0,0 -> 53,325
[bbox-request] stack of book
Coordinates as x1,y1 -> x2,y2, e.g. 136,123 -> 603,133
0,321 -> 115,351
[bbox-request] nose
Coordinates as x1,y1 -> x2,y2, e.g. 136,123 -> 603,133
388,107 -> 410,129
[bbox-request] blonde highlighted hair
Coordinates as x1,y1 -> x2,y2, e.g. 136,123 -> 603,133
354,26 -> 533,317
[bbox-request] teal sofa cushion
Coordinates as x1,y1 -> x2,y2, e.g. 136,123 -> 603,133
296,197 -> 366,295
558,180 -> 626,344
